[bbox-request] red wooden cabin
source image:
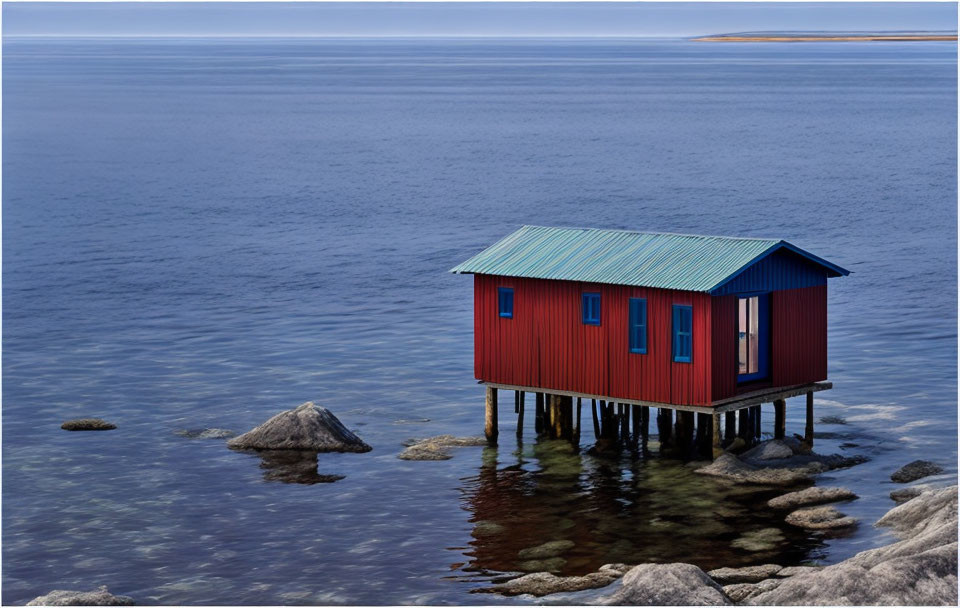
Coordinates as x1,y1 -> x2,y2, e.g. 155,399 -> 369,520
451,226 -> 849,448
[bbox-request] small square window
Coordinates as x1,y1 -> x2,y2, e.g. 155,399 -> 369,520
498,287 -> 514,318
582,292 -> 601,325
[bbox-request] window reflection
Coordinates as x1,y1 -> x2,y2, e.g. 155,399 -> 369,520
738,296 -> 759,376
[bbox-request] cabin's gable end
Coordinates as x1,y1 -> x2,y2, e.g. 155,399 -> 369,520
710,247 -> 833,296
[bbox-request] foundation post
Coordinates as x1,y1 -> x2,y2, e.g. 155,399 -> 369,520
516,391 -> 524,438
738,408 -> 751,442
484,386 -> 498,445
591,399 -> 600,440
724,411 -> 736,444
753,405 -> 762,440
640,406 -> 650,450
575,397 -> 582,445
535,393 -> 544,435
620,403 -> 630,443
712,412 -> 723,459
774,399 -> 786,440
657,408 -> 673,449
631,404 -> 641,449
804,391 -> 814,446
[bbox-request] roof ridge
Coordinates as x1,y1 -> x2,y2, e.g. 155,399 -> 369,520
520,224 -> 783,243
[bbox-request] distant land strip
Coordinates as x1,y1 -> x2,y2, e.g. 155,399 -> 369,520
695,33 -> 957,42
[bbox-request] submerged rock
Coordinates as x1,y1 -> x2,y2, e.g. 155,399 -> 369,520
397,435 -> 486,460
598,563 -> 732,605
746,487 -> 958,606
28,585 -> 134,606
517,557 -> 566,573
517,539 -> 575,560
891,460 -> 944,483
227,402 -> 371,452
175,428 -> 235,439
697,440 -> 866,486
768,486 -> 858,510
707,564 -> 782,584
785,505 -> 857,530
61,418 -> 116,431
730,528 -> 785,552
819,415 -> 846,425
481,564 -> 631,597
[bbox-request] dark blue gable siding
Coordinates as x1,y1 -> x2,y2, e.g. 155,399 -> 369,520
710,248 -> 828,295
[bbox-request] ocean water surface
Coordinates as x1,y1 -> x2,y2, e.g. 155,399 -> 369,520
2,38 -> 957,605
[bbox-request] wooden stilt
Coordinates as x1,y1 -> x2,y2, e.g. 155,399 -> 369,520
591,399 -> 600,440
657,408 -> 673,449
631,404 -> 641,449
516,391 -> 524,437
696,412 -> 711,457
804,391 -> 814,446
575,397 -> 582,445
620,404 -> 630,443
725,411 -> 736,444
753,405 -> 762,440
712,412 -> 722,459
535,393 -> 544,435
774,399 -> 786,440
640,406 -> 650,450
484,386 -> 498,445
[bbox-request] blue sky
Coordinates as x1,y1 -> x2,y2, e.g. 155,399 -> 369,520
3,2 -> 957,38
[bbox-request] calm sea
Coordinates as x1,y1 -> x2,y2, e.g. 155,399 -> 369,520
2,38 -> 957,605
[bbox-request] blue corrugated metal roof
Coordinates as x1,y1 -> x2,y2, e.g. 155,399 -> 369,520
449,226 -> 848,293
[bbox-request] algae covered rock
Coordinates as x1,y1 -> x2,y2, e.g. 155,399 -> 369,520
891,460 -> 944,483
398,435 -> 486,460
28,585 -> 134,606
517,539 -> 575,560
695,453 -> 819,486
481,564 -> 630,597
175,428 -> 235,439
598,563 -> 732,605
227,402 -> 370,452
768,486 -> 857,510
61,418 -> 116,431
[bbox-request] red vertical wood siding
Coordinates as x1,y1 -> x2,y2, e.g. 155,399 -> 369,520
474,275 -> 715,406
772,285 -> 828,386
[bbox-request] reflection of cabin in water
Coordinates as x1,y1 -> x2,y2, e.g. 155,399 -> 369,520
451,226 -> 849,458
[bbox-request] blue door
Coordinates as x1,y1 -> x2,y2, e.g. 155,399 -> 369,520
737,294 -> 769,383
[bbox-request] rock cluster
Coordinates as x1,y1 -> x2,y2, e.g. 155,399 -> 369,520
784,505 -> 857,530
695,440 -> 865,486
28,585 -> 134,606
482,564 -> 631,597
61,419 -> 116,431
398,435 -> 487,460
227,402 -> 370,452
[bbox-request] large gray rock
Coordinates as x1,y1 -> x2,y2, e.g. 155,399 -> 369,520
227,402 -> 370,452
746,486 -> 958,606
28,586 -> 134,606
482,564 -> 631,597
784,505 -> 857,530
707,564 -> 782,584
61,419 -> 116,431
398,435 -> 486,460
741,440 -> 794,461
598,563 -> 732,605
768,486 -> 858,510
891,460 -> 944,483
890,485 -> 929,504
722,578 -> 782,602
695,453 -> 820,486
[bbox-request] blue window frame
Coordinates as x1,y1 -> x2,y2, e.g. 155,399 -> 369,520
582,292 -> 601,325
498,287 -> 514,318
672,304 -> 693,363
629,298 -> 647,354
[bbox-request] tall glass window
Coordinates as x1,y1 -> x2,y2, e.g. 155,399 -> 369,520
738,296 -> 760,374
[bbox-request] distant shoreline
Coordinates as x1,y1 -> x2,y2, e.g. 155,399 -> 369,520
696,33 -> 957,42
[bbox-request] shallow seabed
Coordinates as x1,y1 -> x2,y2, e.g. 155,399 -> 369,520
2,38 -> 957,604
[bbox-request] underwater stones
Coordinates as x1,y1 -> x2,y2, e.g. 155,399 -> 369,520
891,460 -> 944,483
785,505 -> 857,530
482,564 -> 630,597
517,539 -> 575,560
471,520 -> 506,537
397,435 -> 487,460
175,428 -> 235,439
27,585 -> 134,606
768,486 -> 858,510
819,415 -> 846,425
61,418 -> 116,431
741,440 -> 794,461
730,528 -> 785,552
598,563 -> 732,605
890,485 -> 929,504
707,564 -> 782,584
227,402 -> 371,452
517,557 -> 566,573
